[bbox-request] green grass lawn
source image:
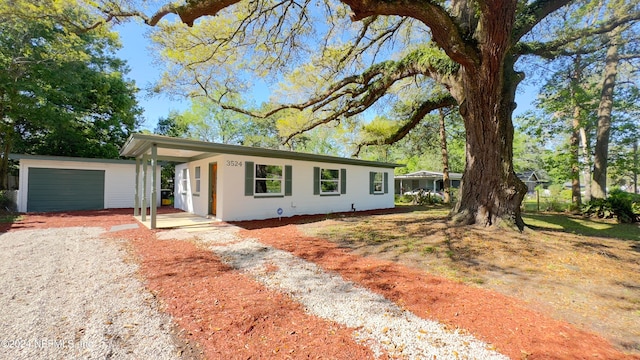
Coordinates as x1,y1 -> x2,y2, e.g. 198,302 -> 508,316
523,212 -> 639,241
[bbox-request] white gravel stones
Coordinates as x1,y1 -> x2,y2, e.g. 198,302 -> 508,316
209,235 -> 508,360
0,227 -> 180,360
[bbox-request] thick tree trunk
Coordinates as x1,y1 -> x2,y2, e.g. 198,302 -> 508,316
438,109 -> 451,204
592,27 -> 622,199
449,3 -> 527,230
452,61 -> 527,229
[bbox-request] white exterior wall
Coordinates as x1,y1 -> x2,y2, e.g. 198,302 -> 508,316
175,154 -> 395,221
174,156 -> 223,216
17,158 -> 161,212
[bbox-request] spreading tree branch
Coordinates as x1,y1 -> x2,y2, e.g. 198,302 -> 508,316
137,0 -> 480,68
512,0 -> 573,42
342,0 -> 479,67
205,46 -> 458,145
352,95 -> 457,156
515,9 -> 640,57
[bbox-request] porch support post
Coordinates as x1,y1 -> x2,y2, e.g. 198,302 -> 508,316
134,157 -> 140,216
150,144 -> 158,229
142,154 -> 148,222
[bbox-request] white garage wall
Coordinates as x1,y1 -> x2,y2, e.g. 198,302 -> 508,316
175,154 -> 395,221
17,157 -> 161,212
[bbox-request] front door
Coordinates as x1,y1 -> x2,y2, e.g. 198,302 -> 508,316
209,162 -> 217,216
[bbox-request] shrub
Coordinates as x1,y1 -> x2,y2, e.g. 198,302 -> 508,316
395,195 -> 414,204
582,189 -> 640,223
0,190 -> 18,213
546,184 -> 564,198
544,198 -> 571,212
559,189 -> 573,202
414,191 -> 443,205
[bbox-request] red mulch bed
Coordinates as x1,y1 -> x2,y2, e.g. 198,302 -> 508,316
119,226 -> 375,359
4,209 -> 638,359
233,216 -> 640,360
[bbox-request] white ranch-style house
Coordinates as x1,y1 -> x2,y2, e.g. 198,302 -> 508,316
119,133 -> 401,228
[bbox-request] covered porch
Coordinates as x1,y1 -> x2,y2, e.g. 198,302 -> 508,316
135,211 -> 219,230
119,133 -> 234,229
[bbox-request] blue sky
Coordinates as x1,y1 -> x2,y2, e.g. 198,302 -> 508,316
114,20 -> 539,132
115,21 -> 189,131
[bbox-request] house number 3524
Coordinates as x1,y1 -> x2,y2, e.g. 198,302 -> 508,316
226,160 -> 243,167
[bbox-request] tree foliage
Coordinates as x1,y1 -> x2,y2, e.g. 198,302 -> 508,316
516,1 -> 640,199
0,0 -> 142,189
99,0 -> 640,229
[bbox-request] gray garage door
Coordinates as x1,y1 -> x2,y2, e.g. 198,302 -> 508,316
27,168 -> 105,212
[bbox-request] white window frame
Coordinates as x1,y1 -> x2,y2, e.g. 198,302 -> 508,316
181,168 -> 188,194
320,168 -> 340,194
373,172 -> 384,194
254,163 -> 283,196
194,166 -> 201,194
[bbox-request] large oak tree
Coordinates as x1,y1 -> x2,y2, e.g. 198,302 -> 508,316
105,0 -> 639,229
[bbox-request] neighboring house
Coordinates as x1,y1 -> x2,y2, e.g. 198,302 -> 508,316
119,133 -> 401,227
12,154 -> 160,212
517,171 -> 546,193
394,170 -> 463,195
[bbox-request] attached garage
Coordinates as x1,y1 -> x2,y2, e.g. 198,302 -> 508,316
13,154 -> 160,213
27,168 -> 105,212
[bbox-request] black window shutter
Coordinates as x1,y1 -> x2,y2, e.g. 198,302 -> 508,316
340,169 -> 347,194
245,161 -> 254,196
313,167 -> 320,195
285,165 -> 292,196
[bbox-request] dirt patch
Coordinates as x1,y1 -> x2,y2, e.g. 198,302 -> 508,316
276,207 -> 640,357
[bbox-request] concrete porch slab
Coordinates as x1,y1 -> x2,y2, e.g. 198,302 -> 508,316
135,212 -> 220,230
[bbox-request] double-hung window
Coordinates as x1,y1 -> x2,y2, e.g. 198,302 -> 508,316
255,164 -> 283,195
194,166 -> 201,194
369,171 -> 388,194
314,167 -> 346,195
181,168 -> 188,194
245,161 -> 292,197
321,169 -> 340,194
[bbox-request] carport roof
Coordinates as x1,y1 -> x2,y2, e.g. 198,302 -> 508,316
395,170 -> 463,180
120,133 -> 402,168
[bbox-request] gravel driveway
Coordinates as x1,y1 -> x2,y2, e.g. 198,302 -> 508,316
0,227 -> 181,360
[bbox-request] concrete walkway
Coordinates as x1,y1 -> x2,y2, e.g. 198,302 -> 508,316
136,212 -> 219,230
